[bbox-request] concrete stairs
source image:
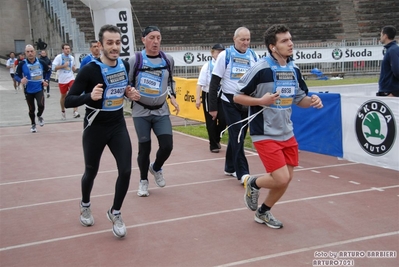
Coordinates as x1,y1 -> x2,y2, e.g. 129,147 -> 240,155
353,0 -> 399,38
53,0 -> 398,48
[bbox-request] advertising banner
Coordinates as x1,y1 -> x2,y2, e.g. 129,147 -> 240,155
167,77 -> 205,122
341,96 -> 398,171
80,0 -> 135,61
166,79 -> 398,171
167,46 -> 385,66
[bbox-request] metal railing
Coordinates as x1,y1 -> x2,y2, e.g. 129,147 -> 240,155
41,0 -> 90,54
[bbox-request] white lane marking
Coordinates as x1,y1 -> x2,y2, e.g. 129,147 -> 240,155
0,185 -> 398,251
0,161 -> 359,186
329,175 -> 340,179
370,187 -> 385,192
311,170 -> 321,173
349,181 -> 360,185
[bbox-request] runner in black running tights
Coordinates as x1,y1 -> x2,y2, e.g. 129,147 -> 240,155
65,24 -> 140,238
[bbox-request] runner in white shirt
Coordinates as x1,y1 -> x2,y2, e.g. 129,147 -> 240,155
6,52 -> 18,93
52,43 -> 80,119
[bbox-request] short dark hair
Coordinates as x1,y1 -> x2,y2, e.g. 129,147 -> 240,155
90,40 -> 98,47
382,25 -> 397,40
264,24 -> 291,54
98,24 -> 121,45
61,43 -> 70,49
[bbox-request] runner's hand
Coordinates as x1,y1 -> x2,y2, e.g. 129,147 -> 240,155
91,84 -> 103,101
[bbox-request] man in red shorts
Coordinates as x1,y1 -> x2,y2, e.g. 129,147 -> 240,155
234,24 -> 323,229
52,43 -> 80,119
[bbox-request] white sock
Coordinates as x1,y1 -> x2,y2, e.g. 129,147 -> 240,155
112,209 -> 120,215
81,201 -> 90,207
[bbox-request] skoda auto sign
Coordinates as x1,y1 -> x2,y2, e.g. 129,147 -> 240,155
355,100 -> 396,156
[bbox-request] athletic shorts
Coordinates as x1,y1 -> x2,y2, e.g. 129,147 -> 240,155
58,80 -> 74,94
133,115 -> 172,143
10,74 -> 15,78
253,136 -> 299,173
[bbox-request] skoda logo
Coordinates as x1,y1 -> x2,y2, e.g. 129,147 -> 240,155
355,100 -> 396,156
332,48 -> 343,60
79,53 -> 87,63
183,52 -> 195,64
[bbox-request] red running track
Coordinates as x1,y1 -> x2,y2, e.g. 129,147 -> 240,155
0,119 -> 398,267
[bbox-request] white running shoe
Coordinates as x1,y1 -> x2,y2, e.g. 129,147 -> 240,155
80,203 -> 94,226
137,180 -> 149,197
30,124 -> 37,133
61,112 -> 66,120
106,209 -> 126,238
73,111 -> 80,118
38,116 -> 44,127
224,171 -> 237,178
149,163 -> 165,187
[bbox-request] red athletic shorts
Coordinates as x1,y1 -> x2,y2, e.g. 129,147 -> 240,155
58,80 -> 74,94
253,136 -> 299,173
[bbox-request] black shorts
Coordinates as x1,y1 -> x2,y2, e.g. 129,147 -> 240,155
10,74 -> 15,78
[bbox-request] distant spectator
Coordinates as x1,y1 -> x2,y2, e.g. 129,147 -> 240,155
377,25 -> 399,97
35,38 -> 48,50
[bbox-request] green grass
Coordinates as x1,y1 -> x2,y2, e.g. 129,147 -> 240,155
173,76 -> 377,148
173,124 -> 254,149
305,76 -> 378,87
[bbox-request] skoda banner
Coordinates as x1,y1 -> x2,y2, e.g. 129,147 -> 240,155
80,0 -> 136,61
167,46 -> 386,66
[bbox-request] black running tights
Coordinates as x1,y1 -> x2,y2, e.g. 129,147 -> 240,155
25,90 -> 44,125
81,121 -> 132,211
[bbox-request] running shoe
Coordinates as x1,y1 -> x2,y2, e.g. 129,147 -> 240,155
149,163 -> 165,187
73,111 -> 80,118
255,210 -> 283,229
241,174 -> 250,186
106,209 -> 126,238
80,203 -> 94,226
244,176 -> 259,211
38,116 -> 44,127
30,124 -> 37,133
137,180 -> 149,197
224,171 -> 237,178
61,112 -> 66,120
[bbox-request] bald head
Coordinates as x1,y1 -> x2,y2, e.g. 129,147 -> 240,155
233,27 -> 251,53
25,44 -> 36,62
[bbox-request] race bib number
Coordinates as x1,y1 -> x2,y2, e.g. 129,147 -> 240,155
140,77 -> 161,89
276,86 -> 294,97
29,65 -> 43,81
105,86 -> 125,98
